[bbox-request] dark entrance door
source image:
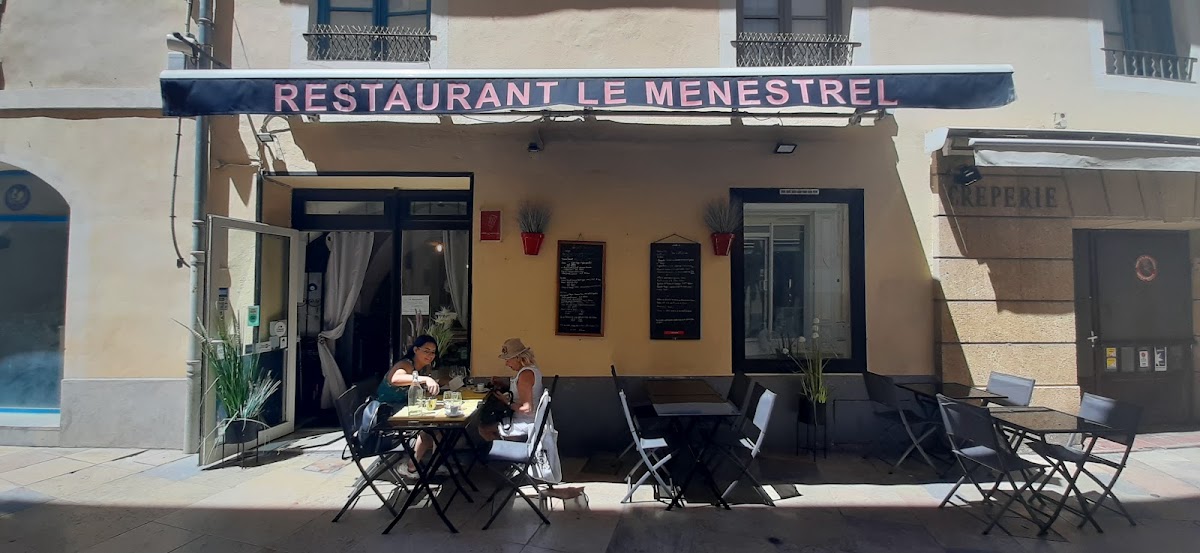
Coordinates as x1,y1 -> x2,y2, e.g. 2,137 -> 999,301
1075,230 -> 1194,425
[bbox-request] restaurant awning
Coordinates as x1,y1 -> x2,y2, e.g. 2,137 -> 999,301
159,65 -> 1015,117
927,128 -> 1200,173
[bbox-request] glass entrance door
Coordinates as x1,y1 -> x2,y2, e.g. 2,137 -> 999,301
202,216 -> 301,465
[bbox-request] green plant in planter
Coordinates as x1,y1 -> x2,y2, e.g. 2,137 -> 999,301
516,201 -> 552,234
425,307 -> 458,365
183,316 -> 280,444
785,318 -> 833,405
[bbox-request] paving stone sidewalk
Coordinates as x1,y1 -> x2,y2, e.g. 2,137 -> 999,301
1,432 -> 1199,553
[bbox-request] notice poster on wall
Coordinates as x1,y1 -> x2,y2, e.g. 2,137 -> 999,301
556,241 -> 605,336
650,242 -> 701,340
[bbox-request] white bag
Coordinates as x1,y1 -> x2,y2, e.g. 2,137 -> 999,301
528,414 -> 563,484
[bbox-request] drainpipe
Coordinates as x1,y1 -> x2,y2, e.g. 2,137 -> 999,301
183,0 -> 214,455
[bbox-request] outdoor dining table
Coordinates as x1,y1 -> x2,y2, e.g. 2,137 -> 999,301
381,396 -> 482,534
898,382 -> 1009,402
643,378 -> 740,511
992,406 -> 1113,535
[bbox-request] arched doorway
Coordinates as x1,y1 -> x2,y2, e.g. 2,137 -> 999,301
0,162 -> 69,412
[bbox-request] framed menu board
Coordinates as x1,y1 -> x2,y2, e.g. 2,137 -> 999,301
650,242 -> 701,340
556,241 -> 605,336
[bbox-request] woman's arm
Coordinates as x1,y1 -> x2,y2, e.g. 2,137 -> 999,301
512,370 -> 536,415
389,360 -> 439,394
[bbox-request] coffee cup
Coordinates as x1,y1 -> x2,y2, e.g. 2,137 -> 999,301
474,382 -> 487,393
447,404 -> 462,416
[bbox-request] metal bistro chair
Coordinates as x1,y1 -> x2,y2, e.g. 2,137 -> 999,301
1028,393 -> 1142,530
611,365 -> 665,461
617,387 -> 676,504
480,389 -> 555,530
985,372 -> 1036,407
863,372 -> 942,473
331,385 -> 411,523
716,382 -> 778,506
936,394 -> 1049,535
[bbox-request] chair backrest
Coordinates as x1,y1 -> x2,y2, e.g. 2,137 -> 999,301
727,372 -> 752,412
526,390 -> 554,458
863,371 -> 900,409
937,394 -> 1003,453
334,385 -> 366,456
986,372 -> 1035,407
1079,392 -> 1142,447
744,384 -> 777,455
547,374 -> 560,397
616,389 -> 643,437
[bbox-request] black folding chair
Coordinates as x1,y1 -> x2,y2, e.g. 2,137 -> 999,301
480,389 -> 555,530
936,394 -> 1049,535
331,385 -> 411,522
863,372 -> 943,473
1029,393 -> 1141,530
985,372 -> 1035,407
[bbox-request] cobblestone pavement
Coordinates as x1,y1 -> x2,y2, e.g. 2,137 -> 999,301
2,432 -> 1199,553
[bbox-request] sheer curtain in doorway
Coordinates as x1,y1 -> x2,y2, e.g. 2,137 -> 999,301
442,231 -> 469,326
318,232 -> 374,409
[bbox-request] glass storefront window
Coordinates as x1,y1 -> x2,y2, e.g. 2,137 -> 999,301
742,202 -> 851,360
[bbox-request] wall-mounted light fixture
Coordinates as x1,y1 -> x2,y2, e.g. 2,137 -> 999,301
953,165 -> 983,186
774,142 -> 797,154
528,130 -> 544,153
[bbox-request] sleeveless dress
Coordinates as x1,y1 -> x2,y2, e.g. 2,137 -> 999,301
498,365 -> 544,440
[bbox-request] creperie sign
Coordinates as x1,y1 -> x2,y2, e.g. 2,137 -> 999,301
272,77 -> 903,113
159,70 -> 1017,116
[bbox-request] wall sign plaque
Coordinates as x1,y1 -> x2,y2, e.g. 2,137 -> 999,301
650,242 -> 701,340
556,241 -> 605,336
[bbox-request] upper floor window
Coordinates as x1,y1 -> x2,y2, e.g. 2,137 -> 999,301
1101,0 -> 1195,82
735,1 -> 857,67
306,0 -> 434,63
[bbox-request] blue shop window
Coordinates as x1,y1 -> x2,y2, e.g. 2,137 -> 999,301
318,0 -> 431,30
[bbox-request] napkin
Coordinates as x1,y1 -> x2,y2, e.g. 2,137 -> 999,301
447,376 -> 465,391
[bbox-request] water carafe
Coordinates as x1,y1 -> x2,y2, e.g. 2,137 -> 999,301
408,373 -> 426,414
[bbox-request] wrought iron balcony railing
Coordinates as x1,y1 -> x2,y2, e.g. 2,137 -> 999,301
733,32 -> 859,67
304,24 -> 435,63
1103,48 -> 1196,83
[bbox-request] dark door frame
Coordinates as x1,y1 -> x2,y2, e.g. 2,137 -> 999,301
291,182 -> 473,367
1075,228 -> 1195,423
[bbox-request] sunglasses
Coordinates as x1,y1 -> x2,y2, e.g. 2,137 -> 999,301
416,347 -> 437,355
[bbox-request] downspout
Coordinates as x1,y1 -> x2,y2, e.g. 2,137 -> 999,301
183,0 -> 213,455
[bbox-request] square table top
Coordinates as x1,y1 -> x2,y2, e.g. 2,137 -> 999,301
644,379 -> 722,398
645,384 -> 739,417
898,382 -> 1008,402
388,399 -> 481,426
992,407 -> 1111,436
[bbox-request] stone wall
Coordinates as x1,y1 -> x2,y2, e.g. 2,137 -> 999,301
934,164 -> 1078,412
935,160 -> 1200,414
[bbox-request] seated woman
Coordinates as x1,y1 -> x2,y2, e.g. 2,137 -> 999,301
377,335 -> 441,478
478,338 -> 544,442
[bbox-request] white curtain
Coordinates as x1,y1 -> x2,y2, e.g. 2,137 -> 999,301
442,230 -> 470,326
317,232 -> 375,409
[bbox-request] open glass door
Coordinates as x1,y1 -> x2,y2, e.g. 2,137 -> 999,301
201,216 -> 301,465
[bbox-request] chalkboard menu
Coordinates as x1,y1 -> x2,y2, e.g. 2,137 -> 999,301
650,242 -> 701,340
556,241 -> 606,336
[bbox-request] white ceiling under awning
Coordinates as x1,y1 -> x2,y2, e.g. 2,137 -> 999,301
927,128 -> 1200,173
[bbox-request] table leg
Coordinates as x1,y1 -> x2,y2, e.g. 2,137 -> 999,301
382,429 -> 462,534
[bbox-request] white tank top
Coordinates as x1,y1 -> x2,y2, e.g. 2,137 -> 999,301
510,365 -> 544,424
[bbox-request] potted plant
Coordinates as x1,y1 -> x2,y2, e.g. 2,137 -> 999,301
425,307 -> 458,367
703,198 -> 740,256
185,316 -> 281,445
517,201 -> 551,255
786,318 -> 832,425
